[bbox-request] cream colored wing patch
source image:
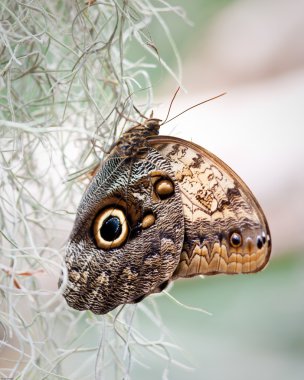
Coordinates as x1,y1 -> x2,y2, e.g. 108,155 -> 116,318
150,136 -> 271,278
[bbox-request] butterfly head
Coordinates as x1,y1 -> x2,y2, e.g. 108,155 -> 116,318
113,118 -> 162,157
144,118 -> 162,134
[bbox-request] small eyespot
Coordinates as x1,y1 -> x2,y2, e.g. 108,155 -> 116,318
93,207 -> 128,250
142,214 -> 156,229
154,178 -> 174,199
230,232 -> 242,248
257,236 -> 263,249
262,231 -> 266,245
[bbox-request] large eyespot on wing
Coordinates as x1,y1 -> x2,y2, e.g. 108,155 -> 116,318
93,207 -> 129,249
61,148 -> 184,315
149,136 -> 271,278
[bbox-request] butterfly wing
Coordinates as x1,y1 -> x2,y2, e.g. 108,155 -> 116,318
62,148 -> 184,314
149,136 -> 271,278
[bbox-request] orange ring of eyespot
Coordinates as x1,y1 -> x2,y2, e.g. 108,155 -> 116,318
93,207 -> 128,250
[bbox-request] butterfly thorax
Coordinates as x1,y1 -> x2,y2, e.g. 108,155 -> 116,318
113,118 -> 161,158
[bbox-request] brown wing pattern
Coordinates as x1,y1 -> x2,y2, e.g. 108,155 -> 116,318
150,136 -> 271,278
62,148 -> 185,314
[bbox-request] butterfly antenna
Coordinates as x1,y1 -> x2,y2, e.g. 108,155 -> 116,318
160,87 -> 181,125
162,92 -> 226,125
133,105 -> 148,120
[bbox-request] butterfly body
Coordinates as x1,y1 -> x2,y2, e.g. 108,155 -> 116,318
61,118 -> 271,314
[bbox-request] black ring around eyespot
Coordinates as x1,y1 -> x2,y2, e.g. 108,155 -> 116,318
92,207 -> 129,250
230,232 -> 242,248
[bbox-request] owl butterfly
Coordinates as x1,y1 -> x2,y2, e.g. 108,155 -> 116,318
61,97 -> 271,315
